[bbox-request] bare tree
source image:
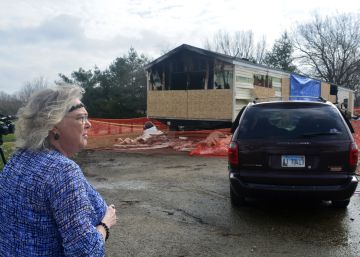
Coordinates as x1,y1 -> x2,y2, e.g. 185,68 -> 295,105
0,77 -> 49,115
0,92 -> 22,116
293,12 -> 360,91
17,76 -> 49,104
254,35 -> 267,64
204,29 -> 267,63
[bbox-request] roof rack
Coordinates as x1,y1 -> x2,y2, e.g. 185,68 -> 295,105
253,97 -> 282,103
253,96 -> 327,104
288,96 -> 327,102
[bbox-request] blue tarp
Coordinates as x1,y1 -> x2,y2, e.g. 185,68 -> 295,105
290,74 -> 321,100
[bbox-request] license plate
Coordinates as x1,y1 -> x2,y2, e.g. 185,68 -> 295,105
281,155 -> 305,168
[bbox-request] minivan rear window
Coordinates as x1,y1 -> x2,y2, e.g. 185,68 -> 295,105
237,104 -> 350,140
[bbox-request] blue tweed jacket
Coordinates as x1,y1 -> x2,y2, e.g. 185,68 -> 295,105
0,149 -> 107,256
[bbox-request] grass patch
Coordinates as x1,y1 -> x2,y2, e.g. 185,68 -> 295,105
3,133 -> 15,142
0,134 -> 16,170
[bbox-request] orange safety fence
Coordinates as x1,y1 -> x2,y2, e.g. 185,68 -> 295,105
86,118 -> 360,158
86,117 -> 231,157
89,117 -> 168,136
351,120 -> 360,175
351,120 -> 360,148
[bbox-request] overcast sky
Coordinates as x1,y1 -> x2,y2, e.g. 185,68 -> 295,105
0,0 -> 359,94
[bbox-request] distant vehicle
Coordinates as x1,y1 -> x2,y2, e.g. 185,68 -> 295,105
228,99 -> 358,208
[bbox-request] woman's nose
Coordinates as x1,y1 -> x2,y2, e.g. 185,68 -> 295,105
85,119 -> 92,129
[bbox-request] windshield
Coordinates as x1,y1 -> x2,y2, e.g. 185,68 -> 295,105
237,104 -> 350,140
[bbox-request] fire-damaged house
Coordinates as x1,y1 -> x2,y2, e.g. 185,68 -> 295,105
145,44 -> 354,130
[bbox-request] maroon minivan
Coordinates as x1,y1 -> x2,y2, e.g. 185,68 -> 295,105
228,100 -> 358,208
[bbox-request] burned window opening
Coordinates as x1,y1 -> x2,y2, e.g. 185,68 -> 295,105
148,53 -> 233,91
214,64 -> 233,89
253,74 -> 272,88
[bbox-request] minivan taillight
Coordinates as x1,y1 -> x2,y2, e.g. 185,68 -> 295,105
349,142 -> 358,167
228,142 -> 239,165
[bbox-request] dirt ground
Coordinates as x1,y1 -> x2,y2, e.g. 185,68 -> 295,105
75,149 -> 360,257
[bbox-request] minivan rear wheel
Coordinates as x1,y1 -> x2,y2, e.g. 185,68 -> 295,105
331,199 -> 350,208
230,186 -> 246,206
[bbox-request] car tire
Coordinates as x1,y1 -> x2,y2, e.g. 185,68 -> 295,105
331,199 -> 350,208
230,186 -> 246,206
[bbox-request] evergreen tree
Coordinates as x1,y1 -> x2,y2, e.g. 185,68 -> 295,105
58,48 -> 149,118
264,32 -> 296,73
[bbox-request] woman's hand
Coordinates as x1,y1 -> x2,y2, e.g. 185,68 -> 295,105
96,204 -> 117,241
102,204 -> 117,228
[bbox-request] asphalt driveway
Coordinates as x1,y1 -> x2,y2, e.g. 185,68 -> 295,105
76,150 -> 360,257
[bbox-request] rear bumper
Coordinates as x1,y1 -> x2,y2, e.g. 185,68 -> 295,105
229,172 -> 358,200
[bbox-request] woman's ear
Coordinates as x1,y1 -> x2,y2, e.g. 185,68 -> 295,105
50,127 -> 57,133
50,126 -> 60,135
49,127 -> 60,141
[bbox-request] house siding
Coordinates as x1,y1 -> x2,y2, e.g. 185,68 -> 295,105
233,65 -> 285,117
146,44 -> 355,125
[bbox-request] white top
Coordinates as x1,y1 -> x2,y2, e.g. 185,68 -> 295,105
142,126 -> 163,140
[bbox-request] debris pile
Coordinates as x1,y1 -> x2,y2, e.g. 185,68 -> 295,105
113,125 -> 231,156
189,131 -> 231,156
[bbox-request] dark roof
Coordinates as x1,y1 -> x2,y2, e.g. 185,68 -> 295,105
145,44 -> 231,70
144,44 -> 354,92
144,44 -> 285,73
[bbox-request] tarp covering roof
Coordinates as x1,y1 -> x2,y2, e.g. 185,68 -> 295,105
290,74 -> 321,100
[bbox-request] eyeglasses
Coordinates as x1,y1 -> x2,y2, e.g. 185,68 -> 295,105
75,115 -> 89,125
66,114 -> 89,125
76,115 -> 89,124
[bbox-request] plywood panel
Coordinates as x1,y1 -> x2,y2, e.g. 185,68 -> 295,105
321,83 -> 343,107
251,86 -> 275,99
349,93 -> 354,113
321,82 -> 331,100
147,91 -> 187,118
282,77 -> 290,97
329,95 -> 337,103
187,90 -> 232,120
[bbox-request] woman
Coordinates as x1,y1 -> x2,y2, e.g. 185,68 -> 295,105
0,85 -> 117,256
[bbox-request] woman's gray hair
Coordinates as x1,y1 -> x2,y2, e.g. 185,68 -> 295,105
15,84 -> 84,150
